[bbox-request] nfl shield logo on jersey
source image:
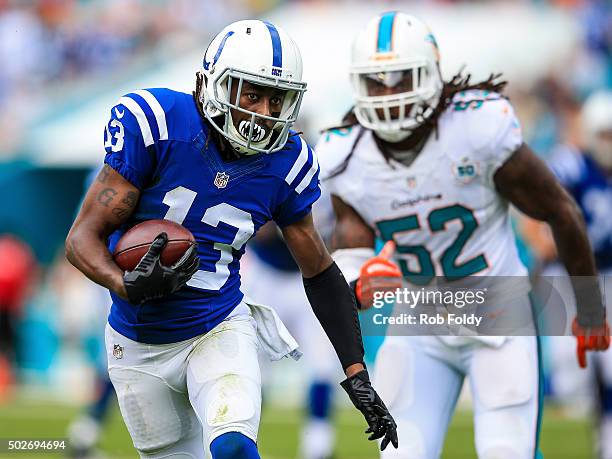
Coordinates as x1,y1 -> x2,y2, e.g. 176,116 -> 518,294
113,344 -> 123,359
214,171 -> 230,189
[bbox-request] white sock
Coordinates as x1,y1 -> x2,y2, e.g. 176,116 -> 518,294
300,418 -> 334,459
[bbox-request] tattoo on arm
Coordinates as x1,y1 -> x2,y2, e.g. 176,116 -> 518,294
123,191 -> 137,208
95,185 -> 137,221
66,165 -> 141,296
111,207 -> 129,219
97,165 -> 111,184
111,191 -> 138,222
97,187 -> 118,207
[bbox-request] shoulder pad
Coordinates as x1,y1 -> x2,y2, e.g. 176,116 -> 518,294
275,135 -> 319,194
445,93 -> 521,155
449,89 -> 505,110
115,88 -> 193,146
315,125 -> 363,180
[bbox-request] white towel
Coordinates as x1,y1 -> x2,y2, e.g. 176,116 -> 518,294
244,297 -> 302,362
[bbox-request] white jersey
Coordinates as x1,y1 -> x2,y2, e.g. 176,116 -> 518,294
317,91 -> 528,286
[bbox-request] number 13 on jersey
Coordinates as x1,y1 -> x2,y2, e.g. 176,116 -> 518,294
162,186 -> 254,291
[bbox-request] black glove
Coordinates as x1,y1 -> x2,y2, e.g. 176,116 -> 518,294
340,369 -> 398,451
123,232 -> 199,305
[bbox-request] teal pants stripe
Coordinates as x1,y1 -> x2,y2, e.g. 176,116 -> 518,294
530,292 -> 544,459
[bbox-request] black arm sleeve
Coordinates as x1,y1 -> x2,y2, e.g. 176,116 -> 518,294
303,262 -> 365,370
348,279 -> 363,310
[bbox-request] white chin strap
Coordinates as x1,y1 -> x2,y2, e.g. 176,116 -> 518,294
374,128 -> 412,143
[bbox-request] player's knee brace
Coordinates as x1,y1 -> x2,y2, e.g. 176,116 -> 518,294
308,381 -> 332,419
210,432 -> 259,459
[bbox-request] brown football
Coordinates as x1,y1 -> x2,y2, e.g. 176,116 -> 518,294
113,219 -> 196,271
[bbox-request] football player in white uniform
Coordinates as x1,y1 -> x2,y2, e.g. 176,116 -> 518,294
317,12 -> 610,459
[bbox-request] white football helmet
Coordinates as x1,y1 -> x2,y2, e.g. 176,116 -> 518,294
198,20 -> 307,154
582,90 -> 612,171
350,12 -> 443,142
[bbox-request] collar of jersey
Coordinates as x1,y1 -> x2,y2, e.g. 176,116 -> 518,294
366,129 -> 444,175
193,127 -> 269,192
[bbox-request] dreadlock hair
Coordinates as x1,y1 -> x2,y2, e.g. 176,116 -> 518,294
193,72 -> 242,161
321,109 -> 366,180
324,71 -> 508,180
193,72 -> 260,161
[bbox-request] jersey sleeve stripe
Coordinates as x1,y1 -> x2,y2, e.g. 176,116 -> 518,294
128,93 -> 160,142
133,90 -> 168,141
117,96 -> 154,147
285,137 -> 309,185
295,145 -> 319,194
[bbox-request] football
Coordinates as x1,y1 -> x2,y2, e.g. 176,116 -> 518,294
113,219 -> 196,271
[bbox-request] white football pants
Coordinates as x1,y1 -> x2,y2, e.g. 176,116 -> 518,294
375,334 -> 541,459
105,306 -> 261,459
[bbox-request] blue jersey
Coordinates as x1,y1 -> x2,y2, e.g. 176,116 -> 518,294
103,88 -> 320,344
549,145 -> 612,270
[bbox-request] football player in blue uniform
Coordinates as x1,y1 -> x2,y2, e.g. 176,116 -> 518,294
65,20 -> 397,459
547,90 -> 612,459
550,91 -> 612,275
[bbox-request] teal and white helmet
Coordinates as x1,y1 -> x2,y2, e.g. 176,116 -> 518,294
198,20 -> 307,154
350,12 -> 443,142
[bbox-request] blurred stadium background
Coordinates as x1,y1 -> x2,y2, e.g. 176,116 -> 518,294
0,0 -> 610,458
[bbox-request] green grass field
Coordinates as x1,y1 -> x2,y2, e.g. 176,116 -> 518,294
0,397 -> 595,458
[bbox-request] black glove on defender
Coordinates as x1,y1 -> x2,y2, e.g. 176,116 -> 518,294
123,232 -> 199,305
341,369 -> 399,451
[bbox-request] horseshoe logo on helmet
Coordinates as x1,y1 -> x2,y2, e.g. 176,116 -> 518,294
203,31 -> 235,72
